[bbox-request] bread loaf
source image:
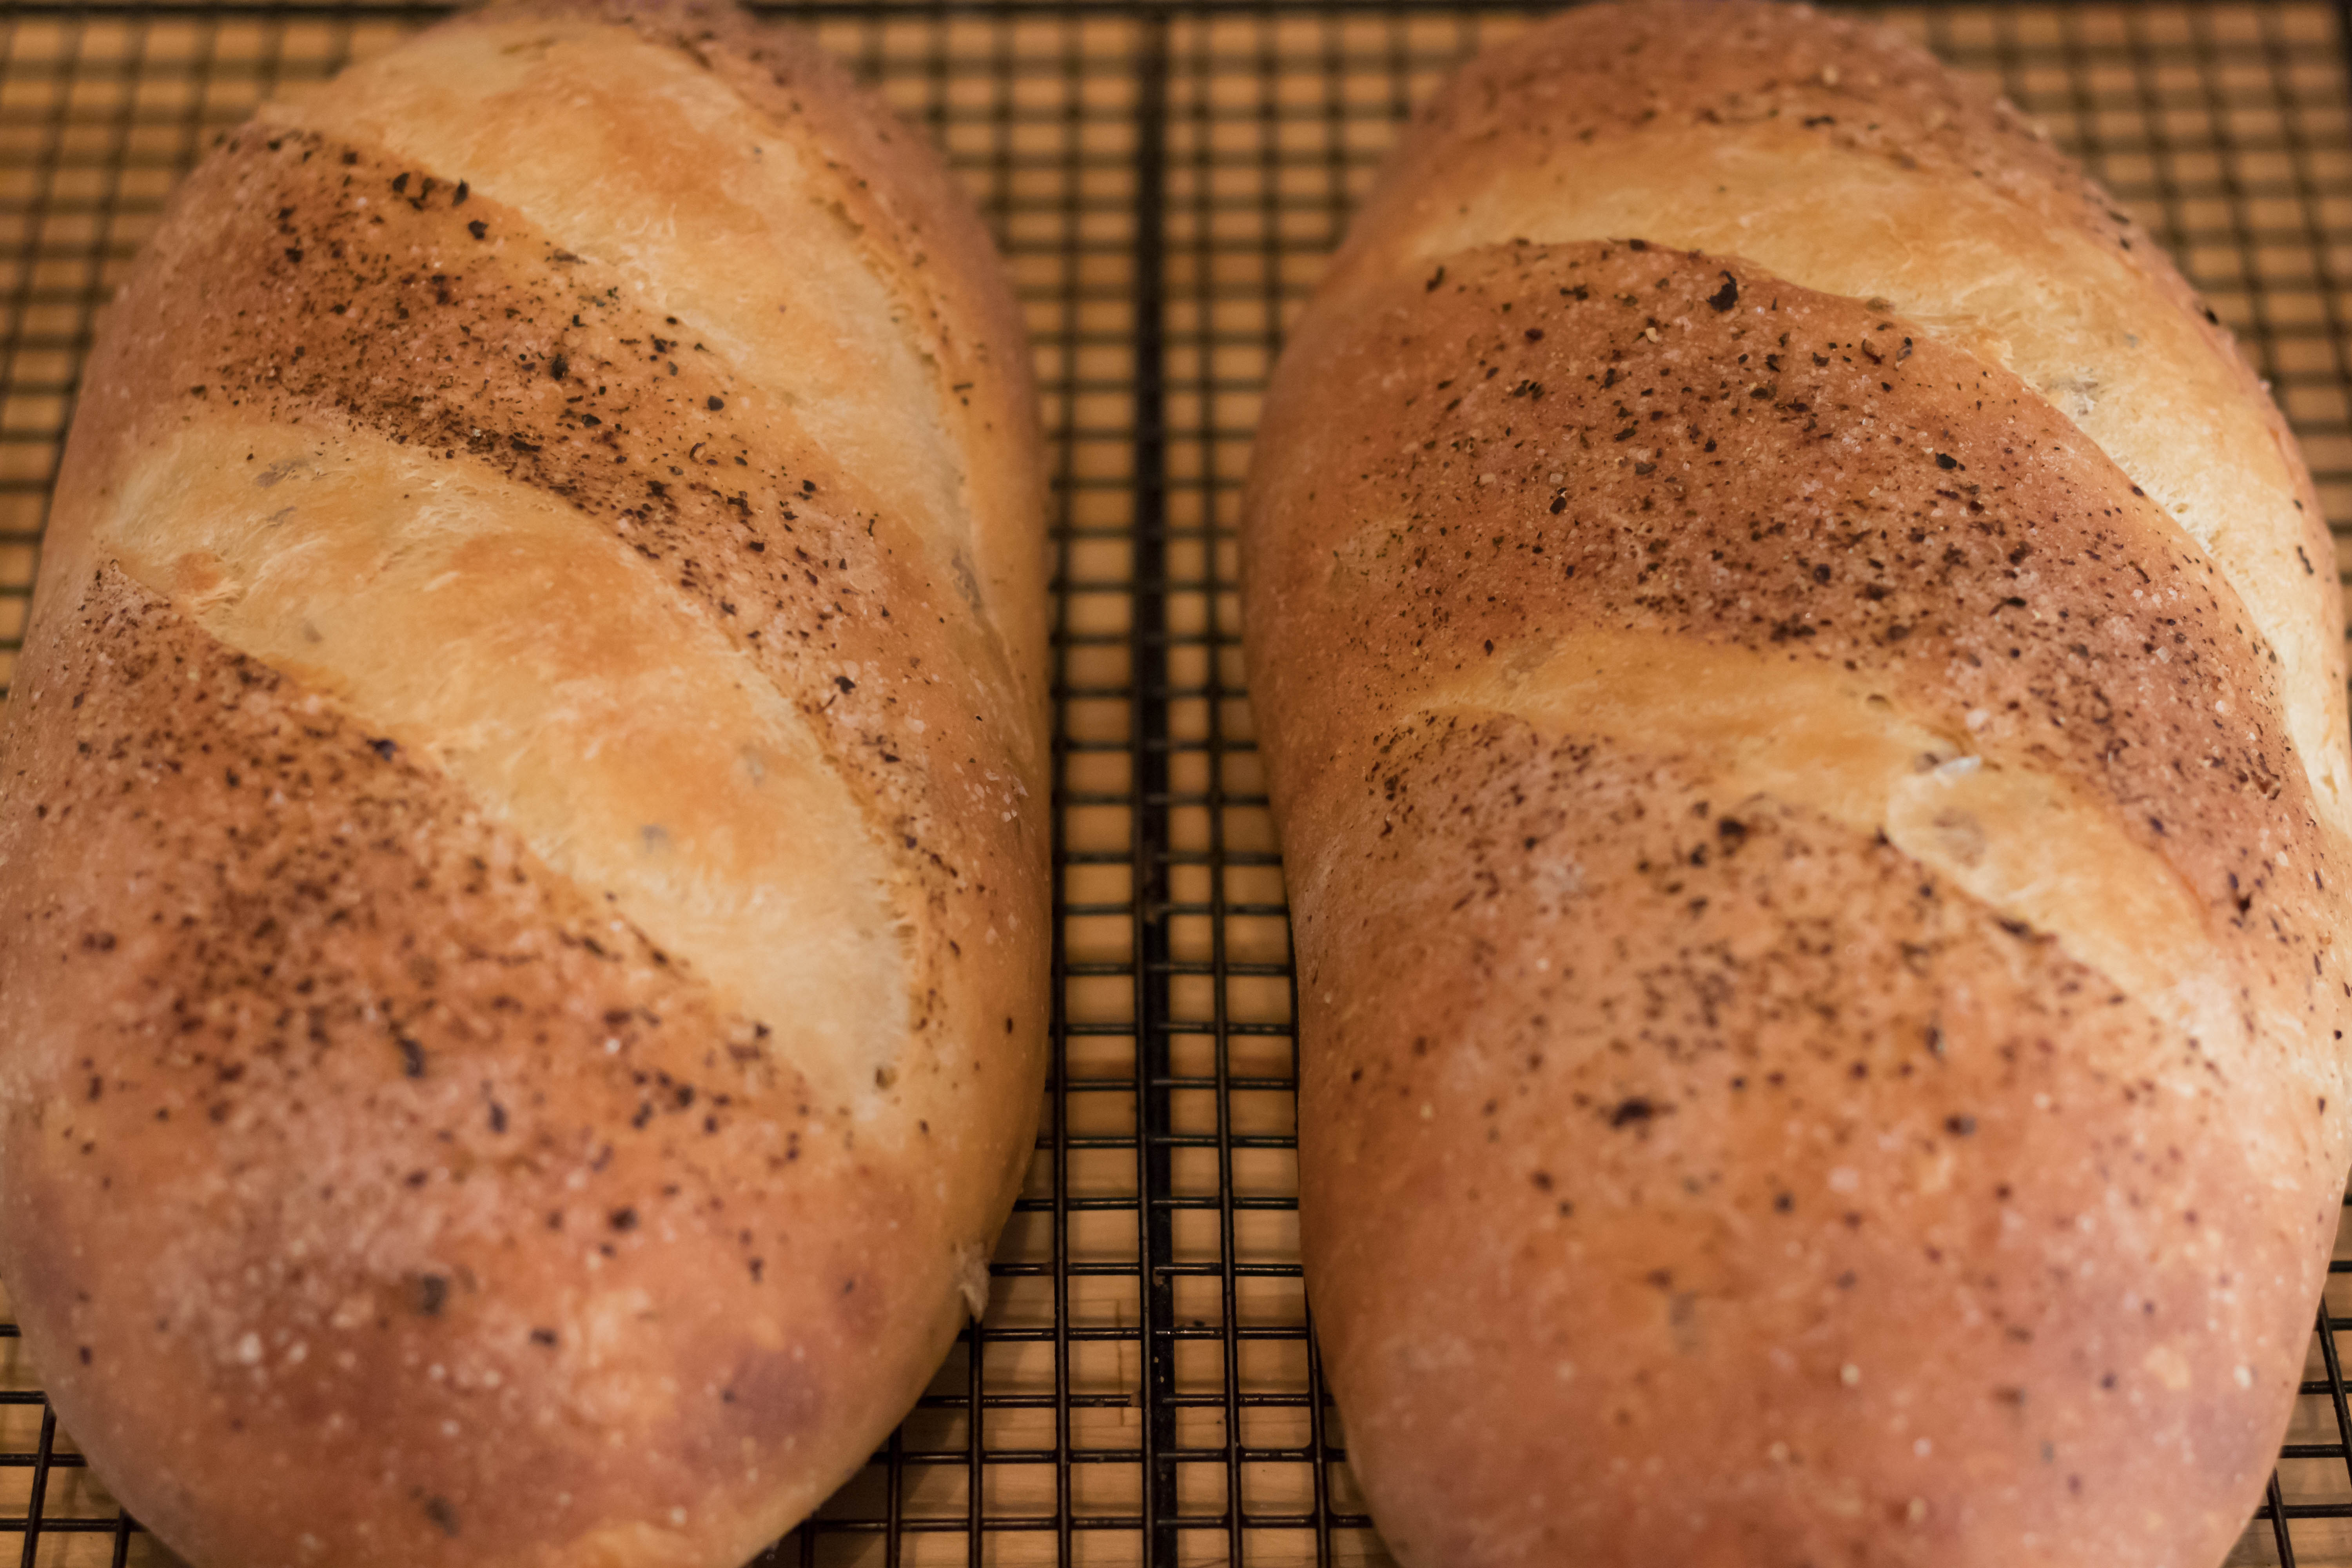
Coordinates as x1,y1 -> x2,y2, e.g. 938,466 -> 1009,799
1240,4 -> 2352,1564
0,3 -> 1049,1564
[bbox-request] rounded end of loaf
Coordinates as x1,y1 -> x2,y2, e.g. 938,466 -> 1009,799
1286,695 -> 2327,1566
2,1058 -> 979,1568
0,521 -> 1043,1568
0,1 -> 1049,1562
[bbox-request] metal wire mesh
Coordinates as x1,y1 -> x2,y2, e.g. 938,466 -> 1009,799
1,2 -> 2351,1564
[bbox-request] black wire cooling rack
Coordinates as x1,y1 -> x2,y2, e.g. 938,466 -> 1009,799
3,2 -> 2352,1564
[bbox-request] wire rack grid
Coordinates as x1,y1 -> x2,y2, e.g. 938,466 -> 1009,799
2,2 -> 2352,1565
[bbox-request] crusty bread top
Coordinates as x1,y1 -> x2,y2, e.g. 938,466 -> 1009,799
1253,240 -> 2351,1128
5,571 -> 981,1567
271,0 -> 1051,733
1248,234 -> 2352,1568
1313,0 -> 2351,845
1236,6 -> 2352,1559
0,4 -> 1049,1563
34,0 -> 1049,1112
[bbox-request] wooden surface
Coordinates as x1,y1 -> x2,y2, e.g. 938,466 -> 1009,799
2,4 -> 2352,1564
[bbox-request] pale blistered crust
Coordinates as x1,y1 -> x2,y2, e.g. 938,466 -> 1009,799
0,4 -> 1046,1565
1243,241 -> 2352,1566
1318,0 -> 2350,840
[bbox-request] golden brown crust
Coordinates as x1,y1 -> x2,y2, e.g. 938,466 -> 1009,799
47,124 -> 1040,1068
2,572 -> 949,1567
1257,17 -> 2352,1545
0,4 -> 1046,1564
1317,0 -> 2350,838
1254,243 -> 2339,1012
572,0 -> 1052,702
1303,726 -> 2311,1568
1244,236 -> 2352,1568
1328,0 -> 2141,283
261,0 -> 1051,744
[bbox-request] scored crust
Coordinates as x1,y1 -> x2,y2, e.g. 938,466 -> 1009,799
1244,234 -> 2352,1566
3,571 -> 950,1567
1242,11 -> 2352,1560
1314,0 -> 2350,842
0,4 -> 1048,1564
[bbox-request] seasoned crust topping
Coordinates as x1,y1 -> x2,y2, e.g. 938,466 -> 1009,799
1296,711 -> 2315,1566
66,125 -> 1032,840
1244,234 -> 2352,1568
0,568 -> 909,1563
40,120 -> 1049,1107
1252,240 -> 2345,1053
268,0 -> 1051,722
0,5 -> 1050,1564
1320,0 -> 2349,840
